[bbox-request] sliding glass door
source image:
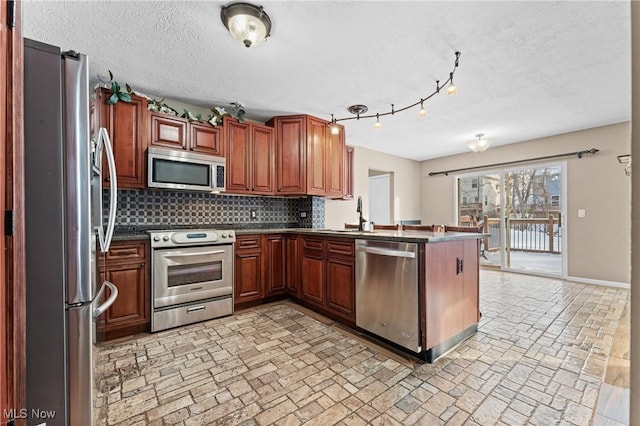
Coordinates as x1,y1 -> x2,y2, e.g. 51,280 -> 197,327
457,173 -> 502,268
456,162 -> 566,277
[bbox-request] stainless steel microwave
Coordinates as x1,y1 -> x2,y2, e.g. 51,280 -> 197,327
147,146 -> 226,192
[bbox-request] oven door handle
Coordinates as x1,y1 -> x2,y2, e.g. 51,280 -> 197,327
163,250 -> 226,265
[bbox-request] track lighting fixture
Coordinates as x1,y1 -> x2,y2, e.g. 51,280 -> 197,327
331,51 -> 461,128
418,99 -> 426,117
374,114 -> 382,129
447,72 -> 457,95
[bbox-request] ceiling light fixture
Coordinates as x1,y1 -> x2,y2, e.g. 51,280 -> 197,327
418,99 -> 427,117
467,133 -> 491,153
221,2 -> 272,48
446,72 -> 457,95
330,51 -> 460,128
329,114 -> 340,135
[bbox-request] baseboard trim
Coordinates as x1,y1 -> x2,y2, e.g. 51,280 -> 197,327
566,276 -> 630,290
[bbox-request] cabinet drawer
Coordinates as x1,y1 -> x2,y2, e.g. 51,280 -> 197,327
327,240 -> 355,257
303,237 -> 325,254
106,242 -> 146,262
235,235 -> 262,251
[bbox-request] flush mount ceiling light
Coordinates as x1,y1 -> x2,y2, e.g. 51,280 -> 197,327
467,133 -> 492,153
221,2 -> 272,48
328,51 -> 461,131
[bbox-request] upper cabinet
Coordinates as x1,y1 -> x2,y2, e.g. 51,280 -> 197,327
150,113 -> 224,157
94,88 -> 148,189
268,114 -> 345,198
224,116 -> 275,195
326,124 -> 345,198
268,115 -> 307,194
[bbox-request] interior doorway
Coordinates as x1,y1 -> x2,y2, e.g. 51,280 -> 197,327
369,171 -> 393,226
456,162 -> 566,277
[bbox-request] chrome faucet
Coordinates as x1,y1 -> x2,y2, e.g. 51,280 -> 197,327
356,196 -> 367,231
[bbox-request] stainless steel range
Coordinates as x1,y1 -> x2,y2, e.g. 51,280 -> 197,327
149,229 -> 235,332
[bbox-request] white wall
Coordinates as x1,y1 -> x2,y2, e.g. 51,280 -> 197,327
420,122 -> 631,284
324,146 -> 421,229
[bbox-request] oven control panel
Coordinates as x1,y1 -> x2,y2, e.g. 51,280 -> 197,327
148,229 -> 236,248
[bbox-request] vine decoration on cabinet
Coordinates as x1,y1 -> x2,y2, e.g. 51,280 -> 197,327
96,70 -> 246,125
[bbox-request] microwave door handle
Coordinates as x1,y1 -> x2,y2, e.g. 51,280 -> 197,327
96,127 -> 118,253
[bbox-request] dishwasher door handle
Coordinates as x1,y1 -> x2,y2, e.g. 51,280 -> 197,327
357,246 -> 416,258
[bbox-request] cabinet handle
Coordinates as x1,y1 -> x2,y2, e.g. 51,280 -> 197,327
456,257 -> 463,275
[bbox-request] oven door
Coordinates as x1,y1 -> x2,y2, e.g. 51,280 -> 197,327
153,244 -> 233,308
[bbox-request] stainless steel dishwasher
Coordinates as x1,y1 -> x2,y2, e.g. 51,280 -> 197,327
355,239 -> 420,352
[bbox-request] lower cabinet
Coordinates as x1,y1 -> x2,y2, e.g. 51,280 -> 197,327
424,239 -> 479,349
97,240 -> 150,341
326,257 -> 355,319
265,235 -> 286,295
300,237 -> 355,321
234,234 -> 288,306
285,235 -> 300,295
301,253 -> 326,306
234,235 -> 264,304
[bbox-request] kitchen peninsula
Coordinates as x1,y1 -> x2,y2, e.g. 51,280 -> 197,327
110,227 -> 482,363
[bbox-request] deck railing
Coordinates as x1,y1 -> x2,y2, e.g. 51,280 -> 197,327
482,214 -> 562,254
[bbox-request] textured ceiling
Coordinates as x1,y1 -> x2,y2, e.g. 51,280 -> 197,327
22,1 -> 631,161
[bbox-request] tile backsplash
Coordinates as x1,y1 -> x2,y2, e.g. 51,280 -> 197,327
106,189 -> 325,230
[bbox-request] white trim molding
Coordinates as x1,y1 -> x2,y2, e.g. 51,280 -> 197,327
566,276 -> 630,290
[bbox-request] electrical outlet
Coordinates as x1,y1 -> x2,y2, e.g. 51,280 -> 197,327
250,209 -> 257,219
300,211 -> 307,218
577,209 -> 586,218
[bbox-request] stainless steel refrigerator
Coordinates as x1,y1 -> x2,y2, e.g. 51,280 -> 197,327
24,39 -> 119,426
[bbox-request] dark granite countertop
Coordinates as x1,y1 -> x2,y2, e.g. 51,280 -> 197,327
113,226 -> 486,243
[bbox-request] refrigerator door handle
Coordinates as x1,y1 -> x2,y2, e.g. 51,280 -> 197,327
93,281 -> 118,318
96,127 -> 118,253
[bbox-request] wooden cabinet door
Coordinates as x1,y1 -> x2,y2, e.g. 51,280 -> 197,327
301,254 -> 325,306
461,239 -> 480,329
274,116 -> 306,194
285,235 -> 300,294
150,113 -> 187,150
326,257 -> 355,320
101,263 -> 147,328
326,125 -> 345,198
225,119 -> 252,193
306,116 -> 327,195
251,124 -> 275,194
343,145 -> 355,199
96,89 -> 148,188
190,122 -> 223,156
425,241 -> 464,349
265,235 -> 286,295
235,250 -> 263,303
96,240 -> 150,341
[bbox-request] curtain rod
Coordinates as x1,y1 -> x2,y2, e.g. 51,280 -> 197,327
427,148 -> 600,177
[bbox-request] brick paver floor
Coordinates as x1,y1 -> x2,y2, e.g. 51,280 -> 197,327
95,270 -> 628,425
